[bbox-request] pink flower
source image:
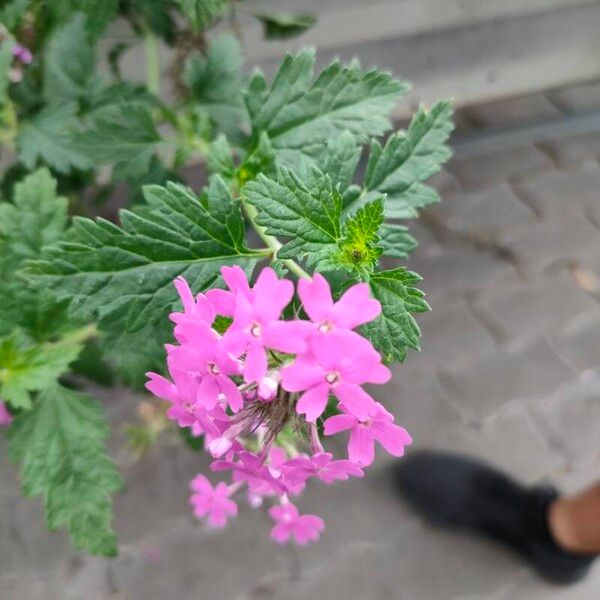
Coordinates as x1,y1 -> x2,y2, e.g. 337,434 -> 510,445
166,340 -> 243,412
12,44 -> 32,64
298,273 -> 381,334
282,452 -> 364,486
170,277 -> 216,342
211,451 -> 287,495
190,475 -> 237,528
205,266 -> 252,316
145,368 -> 228,435
222,268 -> 310,383
0,402 -> 12,426
269,502 -> 324,545
281,331 -> 390,422
324,403 -> 412,466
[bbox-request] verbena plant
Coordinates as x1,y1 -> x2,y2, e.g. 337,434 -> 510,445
0,0 -> 453,555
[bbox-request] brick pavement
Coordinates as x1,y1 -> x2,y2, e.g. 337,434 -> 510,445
2,85 -> 600,599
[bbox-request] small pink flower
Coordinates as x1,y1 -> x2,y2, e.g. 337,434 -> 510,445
269,502 -> 324,545
170,277 -> 216,340
298,273 -> 381,334
0,402 -> 12,427
205,266 -> 252,316
190,475 -> 237,528
324,403 -> 412,466
167,340 -> 242,412
281,331 -> 390,422
283,452 -> 364,486
222,268 -> 311,383
12,44 -> 32,64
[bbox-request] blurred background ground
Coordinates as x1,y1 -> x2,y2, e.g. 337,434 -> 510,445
2,79 -> 600,599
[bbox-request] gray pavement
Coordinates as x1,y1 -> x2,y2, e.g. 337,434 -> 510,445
2,84 -> 600,599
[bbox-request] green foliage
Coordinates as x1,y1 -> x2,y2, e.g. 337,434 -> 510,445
183,35 -> 245,136
243,168 -> 342,270
254,13 -> 317,40
8,384 -> 123,556
378,224 -> 418,258
336,199 -> 384,275
357,100 -> 454,218
17,104 -> 91,173
0,334 -> 82,409
178,0 -> 228,30
28,178 -> 262,334
244,50 -> 408,172
361,268 -> 430,362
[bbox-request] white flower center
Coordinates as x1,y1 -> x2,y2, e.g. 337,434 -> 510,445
318,321 -> 333,333
325,371 -> 340,385
207,362 -> 220,375
250,323 -> 262,337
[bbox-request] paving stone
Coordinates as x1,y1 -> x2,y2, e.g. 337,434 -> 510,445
108,512 -> 286,600
447,146 -> 553,190
269,520 -> 526,600
427,182 -> 536,237
527,375 -> 600,469
405,299 -> 497,368
463,93 -> 562,129
473,272 -> 600,343
512,162 -> 600,217
498,212 -> 599,277
440,338 -> 574,423
407,242 -> 517,305
552,314 -> 600,372
539,132 -> 600,170
546,79 -> 600,113
376,365 -> 463,447
426,408 -> 561,484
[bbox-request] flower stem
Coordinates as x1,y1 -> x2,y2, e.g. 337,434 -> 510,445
241,199 -> 310,280
144,28 -> 160,96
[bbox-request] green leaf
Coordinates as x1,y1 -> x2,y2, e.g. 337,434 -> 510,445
75,102 -> 162,178
378,223 -> 417,258
254,13 -> 316,40
360,268 -> 429,362
131,0 -> 177,44
177,0 -> 228,30
17,103 -> 92,173
79,0 -> 119,38
207,134 -> 235,179
0,168 -> 68,272
245,50 -> 407,173
359,100 -> 454,218
336,198 -> 383,275
8,384 -> 123,556
323,131 -> 362,195
0,36 -> 14,104
184,35 -> 245,136
28,177 -> 262,334
44,13 -> 95,103
0,0 -> 32,30
243,168 -> 341,270
0,334 -> 82,409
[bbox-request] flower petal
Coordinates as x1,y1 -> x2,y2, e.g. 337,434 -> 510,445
281,357 -> 323,392
348,425 -> 375,465
298,273 -> 334,322
263,320 -> 311,353
332,282 -> 381,328
244,340 -> 268,383
371,421 -> 413,457
323,413 -> 356,436
334,383 -> 377,421
296,384 -> 329,422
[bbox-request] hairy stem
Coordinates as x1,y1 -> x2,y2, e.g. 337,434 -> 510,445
241,199 -> 310,279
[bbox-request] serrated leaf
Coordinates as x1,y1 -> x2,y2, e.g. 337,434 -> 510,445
44,13 -> 95,103
378,223 -> 417,258
360,268 -> 429,362
8,384 -> 123,556
254,13 -> 316,40
336,198 -> 384,274
207,134 -> 235,178
245,50 -> 408,173
243,168 -> 341,270
323,131 -> 361,194
28,177 -> 262,334
178,0 -> 228,30
75,102 -> 161,178
17,103 -> 92,173
184,35 -> 245,136
0,334 -> 82,409
357,100 -> 454,218
0,168 -> 68,273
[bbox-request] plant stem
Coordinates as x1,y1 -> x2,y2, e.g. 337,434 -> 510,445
144,28 -> 160,96
241,199 -> 310,279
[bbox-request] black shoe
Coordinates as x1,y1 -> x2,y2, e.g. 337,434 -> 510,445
393,450 -> 596,585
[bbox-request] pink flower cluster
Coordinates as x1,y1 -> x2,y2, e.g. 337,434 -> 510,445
0,401 -> 12,427
146,266 -> 412,545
